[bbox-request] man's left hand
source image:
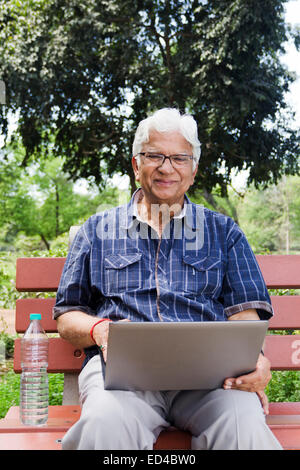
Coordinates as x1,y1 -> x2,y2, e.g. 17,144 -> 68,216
223,353 -> 271,415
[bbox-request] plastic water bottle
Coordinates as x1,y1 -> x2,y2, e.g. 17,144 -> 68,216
20,313 -> 49,426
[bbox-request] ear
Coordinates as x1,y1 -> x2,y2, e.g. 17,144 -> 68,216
132,156 -> 140,181
191,164 -> 198,184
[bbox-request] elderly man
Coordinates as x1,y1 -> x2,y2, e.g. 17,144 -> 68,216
53,108 -> 282,450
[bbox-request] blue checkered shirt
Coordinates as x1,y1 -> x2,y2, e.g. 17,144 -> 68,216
53,189 -> 273,362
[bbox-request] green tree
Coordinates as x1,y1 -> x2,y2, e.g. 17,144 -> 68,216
0,0 -> 299,199
0,144 -> 35,246
236,175 -> 300,254
0,145 -> 120,249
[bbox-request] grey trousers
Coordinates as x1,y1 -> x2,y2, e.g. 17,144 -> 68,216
62,355 -> 282,450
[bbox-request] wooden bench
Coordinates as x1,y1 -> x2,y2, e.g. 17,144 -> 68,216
0,254 -> 300,450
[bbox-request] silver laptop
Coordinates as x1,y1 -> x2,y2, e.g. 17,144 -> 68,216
104,320 -> 268,391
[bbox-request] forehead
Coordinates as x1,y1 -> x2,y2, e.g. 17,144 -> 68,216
143,129 -> 192,152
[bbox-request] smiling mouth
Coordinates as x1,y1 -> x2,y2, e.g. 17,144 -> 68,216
155,180 -> 177,185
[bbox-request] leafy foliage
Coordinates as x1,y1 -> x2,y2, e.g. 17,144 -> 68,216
0,369 -> 64,419
0,145 -> 121,249
266,371 -> 300,403
236,175 -> 300,253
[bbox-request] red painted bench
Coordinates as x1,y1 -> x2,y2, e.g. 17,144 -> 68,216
0,254 -> 300,450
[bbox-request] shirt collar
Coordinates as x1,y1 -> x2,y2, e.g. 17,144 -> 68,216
120,188 -> 200,231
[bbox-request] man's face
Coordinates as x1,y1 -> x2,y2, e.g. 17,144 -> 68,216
132,130 -> 198,207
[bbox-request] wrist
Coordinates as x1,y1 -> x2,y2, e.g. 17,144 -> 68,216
90,318 -> 112,344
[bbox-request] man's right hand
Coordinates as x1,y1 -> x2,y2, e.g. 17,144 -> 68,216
57,311 -> 130,363
92,320 -> 111,362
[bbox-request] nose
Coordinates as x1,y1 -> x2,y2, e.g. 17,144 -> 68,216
158,156 -> 174,171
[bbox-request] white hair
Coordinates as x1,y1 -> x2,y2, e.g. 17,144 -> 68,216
132,108 -> 201,170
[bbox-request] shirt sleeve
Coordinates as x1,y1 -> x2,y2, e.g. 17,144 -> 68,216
220,221 -> 273,320
53,223 -> 95,320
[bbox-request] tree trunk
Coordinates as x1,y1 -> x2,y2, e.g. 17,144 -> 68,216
40,233 -> 50,250
285,195 -> 290,255
55,183 -> 59,237
201,189 -> 239,224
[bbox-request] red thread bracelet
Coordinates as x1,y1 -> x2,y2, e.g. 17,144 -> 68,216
90,318 -> 112,344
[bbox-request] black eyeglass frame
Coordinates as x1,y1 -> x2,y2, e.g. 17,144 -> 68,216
135,152 -> 194,167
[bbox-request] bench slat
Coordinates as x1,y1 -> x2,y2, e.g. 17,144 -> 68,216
0,431 -> 65,450
15,255 -> 300,292
16,258 -> 66,292
12,334 -> 300,374
269,296 -> 300,330
0,405 -> 81,433
265,335 -> 300,370
16,298 -> 57,332
14,293 -> 300,335
256,255 -> 300,288
14,338 -> 84,373
14,295 -> 300,333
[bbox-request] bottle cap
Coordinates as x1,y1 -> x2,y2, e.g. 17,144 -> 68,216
30,313 -> 41,320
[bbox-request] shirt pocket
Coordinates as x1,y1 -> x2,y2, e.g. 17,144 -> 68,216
182,255 -> 223,296
103,252 -> 142,295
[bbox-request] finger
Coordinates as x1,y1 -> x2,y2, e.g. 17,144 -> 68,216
235,370 -> 259,385
223,377 -> 245,389
224,368 -> 258,386
234,372 -> 270,391
257,390 -> 269,415
103,346 -> 107,363
99,344 -> 108,363
223,376 -> 253,388
232,366 -> 267,387
223,377 -> 259,392
223,378 -> 234,389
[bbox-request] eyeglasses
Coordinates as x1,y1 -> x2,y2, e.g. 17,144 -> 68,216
136,152 -> 194,167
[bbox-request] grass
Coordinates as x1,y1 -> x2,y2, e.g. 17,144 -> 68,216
266,370 -> 300,403
0,324 -> 64,418
0,362 -> 64,419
